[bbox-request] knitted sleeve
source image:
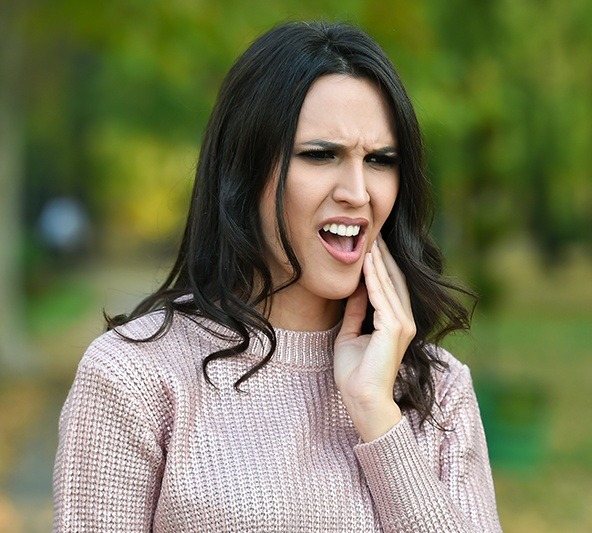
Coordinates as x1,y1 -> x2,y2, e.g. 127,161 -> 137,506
353,363 -> 502,532
53,353 -> 165,532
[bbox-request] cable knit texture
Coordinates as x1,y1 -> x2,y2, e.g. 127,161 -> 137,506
53,311 -> 502,532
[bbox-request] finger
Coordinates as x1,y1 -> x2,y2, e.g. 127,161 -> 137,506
336,279 -> 368,342
362,253 -> 411,375
369,242 -> 416,341
376,234 -> 413,316
370,240 -> 410,321
363,247 -> 401,330
376,234 -> 410,306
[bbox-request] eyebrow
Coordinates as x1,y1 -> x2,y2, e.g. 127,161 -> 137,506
298,139 -> 398,154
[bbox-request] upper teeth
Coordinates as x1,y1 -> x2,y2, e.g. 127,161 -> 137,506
322,223 -> 361,237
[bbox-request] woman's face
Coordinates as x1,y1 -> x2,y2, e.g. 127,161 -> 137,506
260,74 -> 399,326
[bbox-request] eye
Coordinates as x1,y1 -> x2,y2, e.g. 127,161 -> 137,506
365,153 -> 400,168
297,150 -> 336,162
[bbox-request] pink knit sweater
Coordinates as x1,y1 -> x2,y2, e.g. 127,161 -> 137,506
53,311 -> 501,532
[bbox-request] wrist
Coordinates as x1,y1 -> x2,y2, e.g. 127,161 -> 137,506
344,399 -> 402,443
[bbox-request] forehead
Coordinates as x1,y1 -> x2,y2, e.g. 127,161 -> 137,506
295,74 -> 396,145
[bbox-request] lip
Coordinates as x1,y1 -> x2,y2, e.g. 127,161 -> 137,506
317,217 -> 368,265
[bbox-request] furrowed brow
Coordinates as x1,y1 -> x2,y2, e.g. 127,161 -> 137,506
372,145 -> 399,155
298,140 -> 345,150
298,139 -> 398,155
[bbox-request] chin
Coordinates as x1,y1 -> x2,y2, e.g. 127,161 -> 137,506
313,277 -> 361,301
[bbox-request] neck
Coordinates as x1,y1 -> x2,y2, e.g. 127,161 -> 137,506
263,289 -> 343,331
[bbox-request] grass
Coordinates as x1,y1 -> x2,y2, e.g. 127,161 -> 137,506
443,245 -> 592,532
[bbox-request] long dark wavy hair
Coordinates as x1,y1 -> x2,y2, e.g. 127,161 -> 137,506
108,21 -> 475,424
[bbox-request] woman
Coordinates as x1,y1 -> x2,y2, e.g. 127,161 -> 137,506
53,21 -> 502,532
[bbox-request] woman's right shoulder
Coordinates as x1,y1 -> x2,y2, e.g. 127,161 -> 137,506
78,310 -> 224,389
65,312 -> 223,435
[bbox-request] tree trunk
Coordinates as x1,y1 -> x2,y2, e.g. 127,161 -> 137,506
0,0 -> 38,373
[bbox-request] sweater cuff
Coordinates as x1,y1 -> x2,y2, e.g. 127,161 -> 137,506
354,415 -> 420,484
353,416 -> 456,529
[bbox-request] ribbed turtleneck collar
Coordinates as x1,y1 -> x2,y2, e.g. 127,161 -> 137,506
192,317 -> 341,370
248,323 -> 341,369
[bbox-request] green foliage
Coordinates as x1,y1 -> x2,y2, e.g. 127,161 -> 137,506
25,278 -> 95,336
19,0 -> 592,290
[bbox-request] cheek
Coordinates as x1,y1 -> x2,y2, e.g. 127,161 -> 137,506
282,177 -> 323,236
375,181 -> 399,226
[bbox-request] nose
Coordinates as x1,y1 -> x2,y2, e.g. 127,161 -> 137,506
331,161 -> 371,207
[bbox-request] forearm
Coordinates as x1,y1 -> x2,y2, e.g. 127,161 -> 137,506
354,417 -> 501,533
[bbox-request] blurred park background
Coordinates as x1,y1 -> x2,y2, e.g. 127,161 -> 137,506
1,0 -> 591,531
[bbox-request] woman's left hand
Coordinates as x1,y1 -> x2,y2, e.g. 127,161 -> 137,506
334,234 -> 416,442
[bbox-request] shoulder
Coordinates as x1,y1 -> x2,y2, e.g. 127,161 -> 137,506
75,311 -> 227,411
82,310 -> 225,373
427,345 -> 474,406
82,311 -> 191,374
67,311 -> 224,439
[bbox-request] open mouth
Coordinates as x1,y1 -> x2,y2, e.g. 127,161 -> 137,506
319,223 -> 362,253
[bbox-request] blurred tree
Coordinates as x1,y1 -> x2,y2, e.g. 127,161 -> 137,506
503,0 -> 592,264
393,0 -> 591,300
8,0 -> 592,338
20,0 -> 365,251
0,0 -> 37,371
